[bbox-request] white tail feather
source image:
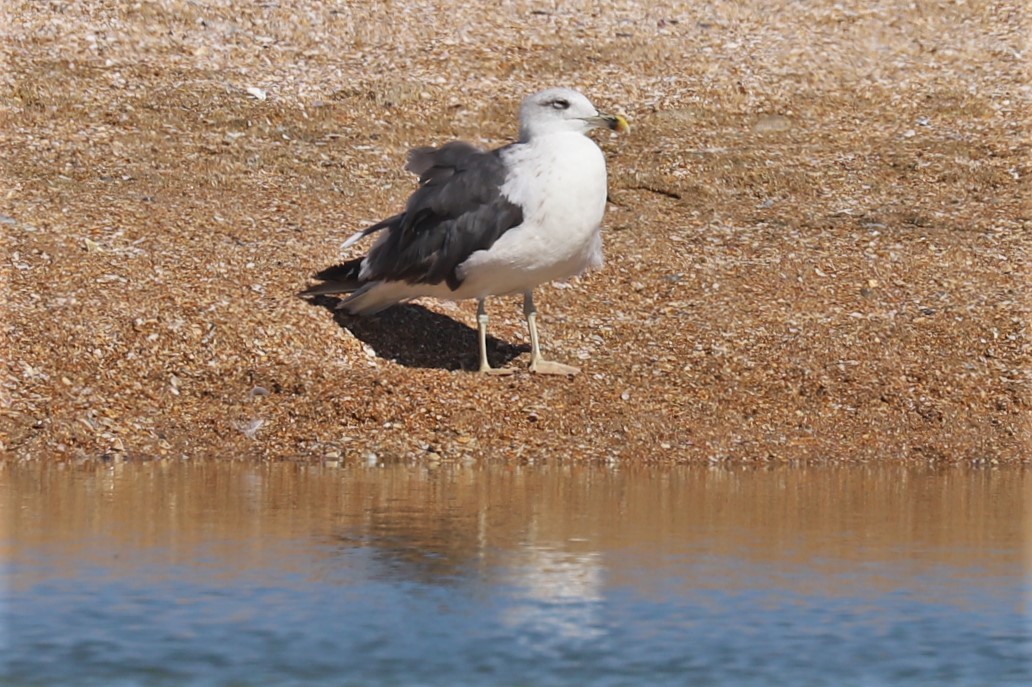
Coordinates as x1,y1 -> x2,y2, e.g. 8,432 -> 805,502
340,230 -> 367,251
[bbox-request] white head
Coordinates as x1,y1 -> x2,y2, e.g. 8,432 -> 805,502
517,87 -> 629,142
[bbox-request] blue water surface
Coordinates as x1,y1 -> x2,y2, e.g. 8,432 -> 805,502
2,464 -> 1029,686
6,541 -> 1028,686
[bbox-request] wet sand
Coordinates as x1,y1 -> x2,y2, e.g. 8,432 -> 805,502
1,1 -> 1028,462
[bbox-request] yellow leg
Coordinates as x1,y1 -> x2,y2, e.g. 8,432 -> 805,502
477,298 -> 514,375
523,292 -> 579,376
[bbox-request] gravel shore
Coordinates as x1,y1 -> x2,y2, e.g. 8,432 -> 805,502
2,1 -> 1028,463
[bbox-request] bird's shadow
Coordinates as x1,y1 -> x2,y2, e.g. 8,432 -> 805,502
306,295 -> 528,371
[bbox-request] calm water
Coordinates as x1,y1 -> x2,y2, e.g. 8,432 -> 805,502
3,462 -> 1029,686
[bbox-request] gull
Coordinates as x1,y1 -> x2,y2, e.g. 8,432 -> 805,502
301,87 -> 628,375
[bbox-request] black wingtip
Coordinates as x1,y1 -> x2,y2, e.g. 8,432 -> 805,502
313,261 -> 362,283
299,258 -> 365,298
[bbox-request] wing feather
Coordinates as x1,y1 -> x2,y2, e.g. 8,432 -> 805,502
305,141 -> 524,296
367,142 -> 523,289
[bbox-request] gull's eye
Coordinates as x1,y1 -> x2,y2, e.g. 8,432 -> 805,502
550,98 -> 570,110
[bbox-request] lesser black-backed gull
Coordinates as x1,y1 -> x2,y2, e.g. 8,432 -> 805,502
302,87 -> 629,375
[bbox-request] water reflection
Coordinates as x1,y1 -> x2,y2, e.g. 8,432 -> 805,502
499,547 -> 605,641
3,461 -> 1029,686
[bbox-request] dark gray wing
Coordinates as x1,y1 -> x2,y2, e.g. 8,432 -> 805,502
360,141 -> 524,290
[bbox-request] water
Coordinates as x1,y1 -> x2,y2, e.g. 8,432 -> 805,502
3,462 -> 1029,686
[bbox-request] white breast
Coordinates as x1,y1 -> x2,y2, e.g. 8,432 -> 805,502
456,132 -> 608,298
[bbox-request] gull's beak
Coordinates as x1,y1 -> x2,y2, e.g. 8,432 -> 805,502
586,111 -> 631,134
